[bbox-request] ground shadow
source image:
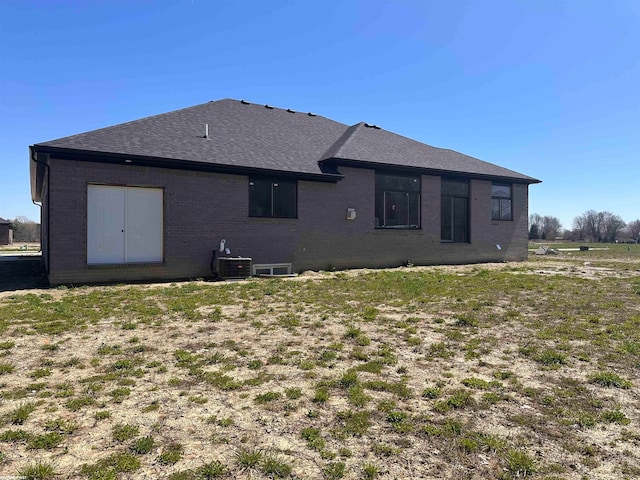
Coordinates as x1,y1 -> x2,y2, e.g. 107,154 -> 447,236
0,256 -> 48,292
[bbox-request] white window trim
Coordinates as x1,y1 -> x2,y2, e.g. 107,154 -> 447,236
252,263 -> 292,276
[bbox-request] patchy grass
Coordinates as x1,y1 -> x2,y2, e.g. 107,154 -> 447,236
0,249 -> 639,478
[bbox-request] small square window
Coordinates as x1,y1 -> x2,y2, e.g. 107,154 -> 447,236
249,177 -> 297,218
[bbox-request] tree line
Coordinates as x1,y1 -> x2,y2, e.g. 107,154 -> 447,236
7,217 -> 40,243
529,211 -> 640,243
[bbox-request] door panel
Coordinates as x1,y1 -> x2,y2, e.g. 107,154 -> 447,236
87,185 -> 125,264
125,187 -> 163,262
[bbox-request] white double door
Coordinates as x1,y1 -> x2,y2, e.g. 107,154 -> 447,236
87,185 -> 163,264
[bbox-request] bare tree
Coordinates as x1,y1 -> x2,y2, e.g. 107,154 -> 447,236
601,212 -> 625,243
541,215 -> 563,240
529,213 -> 543,239
573,210 -> 603,242
572,215 -> 587,241
626,219 -> 640,242
572,210 -> 626,243
11,217 -> 40,242
529,213 -> 562,240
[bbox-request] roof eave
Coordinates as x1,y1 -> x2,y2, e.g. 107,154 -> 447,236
29,145 -> 46,203
30,145 -> 344,183
320,158 -> 541,184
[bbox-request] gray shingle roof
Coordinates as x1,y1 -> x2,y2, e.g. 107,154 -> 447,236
0,218 -> 10,224
33,98 -> 539,183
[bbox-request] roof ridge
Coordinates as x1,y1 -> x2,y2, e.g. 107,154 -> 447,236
319,122 -> 366,161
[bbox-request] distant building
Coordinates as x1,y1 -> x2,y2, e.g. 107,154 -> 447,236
0,217 -> 12,245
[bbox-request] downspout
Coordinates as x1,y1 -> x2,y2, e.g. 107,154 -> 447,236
31,152 -> 50,275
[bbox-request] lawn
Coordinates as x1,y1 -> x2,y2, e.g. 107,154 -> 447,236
0,246 -> 639,479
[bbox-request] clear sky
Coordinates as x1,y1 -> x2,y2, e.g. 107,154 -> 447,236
1,0 -> 638,230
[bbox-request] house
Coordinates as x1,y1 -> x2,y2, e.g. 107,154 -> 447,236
30,98 -> 540,286
0,217 -> 12,245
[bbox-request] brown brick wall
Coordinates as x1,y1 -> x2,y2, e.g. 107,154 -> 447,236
45,159 -> 530,285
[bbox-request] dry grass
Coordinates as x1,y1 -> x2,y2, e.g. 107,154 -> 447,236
0,245 -> 638,479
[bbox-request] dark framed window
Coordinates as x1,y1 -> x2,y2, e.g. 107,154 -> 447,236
249,177 -> 297,218
491,183 -> 512,221
441,179 -> 469,242
375,173 -> 420,229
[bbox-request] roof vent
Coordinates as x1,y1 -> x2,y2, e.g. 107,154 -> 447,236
364,123 -> 381,130
265,104 -> 274,109
240,99 -> 250,105
307,112 -> 316,117
204,123 -> 209,139
287,108 -> 295,113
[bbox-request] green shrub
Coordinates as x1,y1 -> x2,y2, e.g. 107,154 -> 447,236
589,371 -> 632,389
198,460 -> 227,478
9,402 -> 35,425
254,391 -> 281,403
339,369 -> 359,389
17,461 -> 57,480
260,454 -> 292,478
157,442 -> 183,465
235,447 -> 263,468
322,461 -> 346,479
112,423 -> 139,442
601,409 -> 630,425
130,436 -> 155,455
422,387 -> 441,399
362,463 -> 380,479
285,387 -> 302,399
313,386 -> 330,404
537,349 -> 567,367
27,432 -> 63,450
80,452 -> 141,476
301,427 -> 325,451
504,449 -> 537,477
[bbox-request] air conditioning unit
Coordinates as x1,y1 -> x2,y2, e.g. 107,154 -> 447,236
217,257 -> 252,280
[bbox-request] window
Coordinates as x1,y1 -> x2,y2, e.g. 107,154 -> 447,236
252,263 -> 292,276
491,183 -> 512,221
87,185 -> 163,264
375,173 -> 420,229
441,179 -> 469,242
249,177 -> 297,218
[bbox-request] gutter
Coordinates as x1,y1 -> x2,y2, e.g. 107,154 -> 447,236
320,158 -> 542,185
33,145 -> 345,183
30,150 -> 50,275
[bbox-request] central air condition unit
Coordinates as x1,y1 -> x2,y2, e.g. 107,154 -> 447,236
217,257 -> 252,279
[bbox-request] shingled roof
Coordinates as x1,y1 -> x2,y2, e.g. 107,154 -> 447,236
31,98 -> 540,185
0,217 -> 10,225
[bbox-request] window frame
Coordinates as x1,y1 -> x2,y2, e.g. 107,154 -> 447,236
441,178 -> 469,243
374,172 -> 421,229
248,177 -> 297,219
491,183 -> 513,221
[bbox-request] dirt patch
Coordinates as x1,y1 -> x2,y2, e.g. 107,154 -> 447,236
0,257 -> 639,479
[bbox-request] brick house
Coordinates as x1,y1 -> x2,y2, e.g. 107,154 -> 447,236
30,99 -> 540,286
0,217 -> 12,246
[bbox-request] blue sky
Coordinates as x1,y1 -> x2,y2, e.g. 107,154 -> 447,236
1,0 -> 638,230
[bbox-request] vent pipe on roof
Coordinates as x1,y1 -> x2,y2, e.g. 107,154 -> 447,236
205,123 -> 209,139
